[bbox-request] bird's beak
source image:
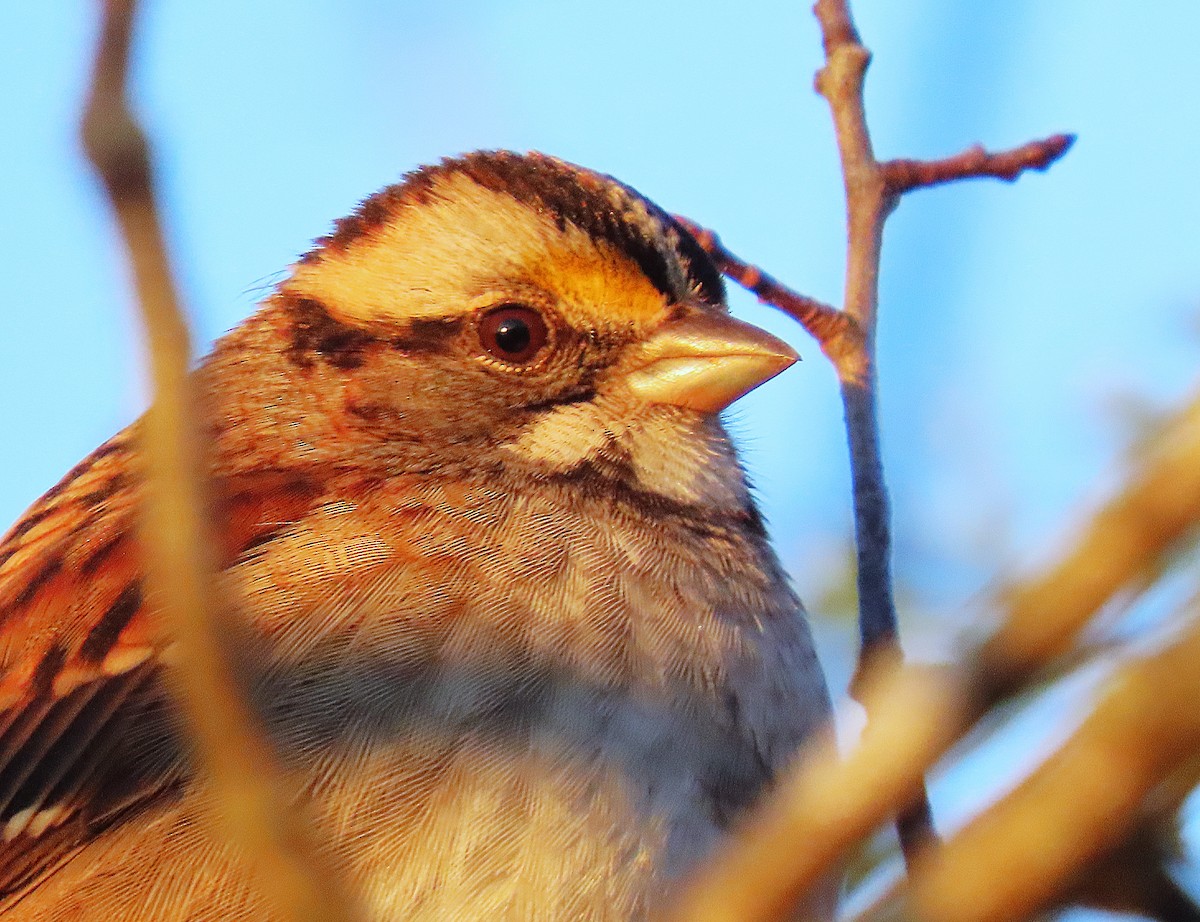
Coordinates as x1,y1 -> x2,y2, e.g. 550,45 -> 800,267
625,307 -> 799,413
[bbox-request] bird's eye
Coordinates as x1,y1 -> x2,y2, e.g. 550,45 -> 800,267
478,305 -> 549,365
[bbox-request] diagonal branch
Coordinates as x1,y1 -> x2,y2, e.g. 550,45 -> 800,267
673,216 -> 853,351
669,387 -> 1200,922
80,2 -> 358,920
860,596 -> 1200,922
882,134 -> 1077,194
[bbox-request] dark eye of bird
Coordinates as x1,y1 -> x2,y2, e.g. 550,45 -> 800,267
478,305 -> 549,365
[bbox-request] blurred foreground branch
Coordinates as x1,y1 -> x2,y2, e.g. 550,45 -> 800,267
668,387 -> 1200,921
895,594 -> 1200,922
80,2 -> 356,920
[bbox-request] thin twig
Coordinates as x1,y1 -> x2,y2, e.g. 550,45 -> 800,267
882,134 -> 1077,194
673,216 -> 852,350
80,2 -> 357,920
811,0 -> 936,867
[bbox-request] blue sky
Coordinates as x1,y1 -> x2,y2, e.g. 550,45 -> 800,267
3,0 -> 1199,911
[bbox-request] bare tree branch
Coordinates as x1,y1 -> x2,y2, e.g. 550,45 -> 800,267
668,387 -> 1200,922
80,2 -> 358,919
673,217 -> 852,352
812,0 -> 933,863
882,134 -> 1077,194
861,598 -> 1200,922
692,0 -> 1076,872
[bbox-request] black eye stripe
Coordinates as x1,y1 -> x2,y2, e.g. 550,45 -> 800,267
286,296 -> 375,369
389,317 -> 464,354
283,294 -> 464,367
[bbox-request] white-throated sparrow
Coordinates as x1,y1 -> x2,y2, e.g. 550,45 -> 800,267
0,151 -> 833,920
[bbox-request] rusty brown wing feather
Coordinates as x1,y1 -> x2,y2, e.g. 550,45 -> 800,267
0,429 -> 325,898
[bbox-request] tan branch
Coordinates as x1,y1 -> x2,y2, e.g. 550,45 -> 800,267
882,134 -> 1077,194
668,388 -> 1200,921
80,2 -> 357,920
871,600 -> 1200,922
977,391 -> 1200,686
673,216 -> 854,354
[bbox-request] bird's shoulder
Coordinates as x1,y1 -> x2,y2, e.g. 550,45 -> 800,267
0,430 -> 357,897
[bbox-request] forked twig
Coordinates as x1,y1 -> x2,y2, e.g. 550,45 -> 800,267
671,0 -> 1076,907
80,2 -> 357,920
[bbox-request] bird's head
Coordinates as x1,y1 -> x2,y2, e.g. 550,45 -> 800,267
214,151 -> 797,511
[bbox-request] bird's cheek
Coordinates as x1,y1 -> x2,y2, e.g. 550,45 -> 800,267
339,373 -> 412,434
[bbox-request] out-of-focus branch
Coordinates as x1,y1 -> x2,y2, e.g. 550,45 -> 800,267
666,664 -> 964,922
80,2 -> 357,920
977,390 -> 1200,687
860,598 -> 1200,922
668,385 -> 1200,921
